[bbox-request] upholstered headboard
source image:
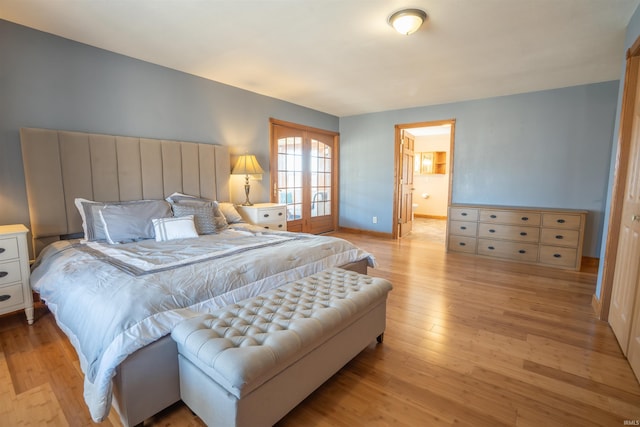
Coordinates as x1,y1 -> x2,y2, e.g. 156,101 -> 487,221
20,127 -> 230,255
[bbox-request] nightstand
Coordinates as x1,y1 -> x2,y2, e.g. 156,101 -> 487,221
0,225 -> 34,324
237,203 -> 287,231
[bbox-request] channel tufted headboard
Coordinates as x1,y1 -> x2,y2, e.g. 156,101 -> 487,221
20,127 -> 230,255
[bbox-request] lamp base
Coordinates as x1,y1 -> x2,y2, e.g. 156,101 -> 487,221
242,180 -> 253,206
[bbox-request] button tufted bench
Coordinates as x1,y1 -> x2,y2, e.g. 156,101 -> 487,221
171,267 -> 392,427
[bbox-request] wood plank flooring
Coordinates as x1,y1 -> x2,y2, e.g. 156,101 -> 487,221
1,223 -> 639,426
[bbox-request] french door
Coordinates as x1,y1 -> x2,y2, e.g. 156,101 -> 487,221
270,119 -> 338,234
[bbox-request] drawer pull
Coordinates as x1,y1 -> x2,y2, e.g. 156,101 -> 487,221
521,216 -> 529,221
520,232 -> 527,236
518,250 -> 526,254
461,212 -> 468,216
459,242 -> 466,246
489,229 -> 496,233
490,214 -> 497,219
553,253 -> 562,258
460,226 -> 467,230
263,213 -> 270,218
0,248 -> 5,254
0,272 -> 7,278
488,246 -> 495,250
278,212 -> 283,216
0,295 -> 10,302
555,235 -> 564,239
278,224 -> 283,228
557,219 -> 565,224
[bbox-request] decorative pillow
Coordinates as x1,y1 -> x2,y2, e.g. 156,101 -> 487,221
98,200 -> 172,244
152,215 -> 198,242
171,204 -> 221,235
74,198 -> 107,242
166,192 -> 228,232
219,202 -> 245,224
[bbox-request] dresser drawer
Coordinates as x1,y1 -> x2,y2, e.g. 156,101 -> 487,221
449,221 -> 477,237
0,260 -> 22,286
542,213 -> 582,229
449,207 -> 478,221
539,245 -> 578,268
477,223 -> 539,243
477,239 -> 538,262
0,237 -> 19,262
540,228 -> 580,248
0,282 -> 25,310
448,235 -> 476,253
479,210 -> 541,226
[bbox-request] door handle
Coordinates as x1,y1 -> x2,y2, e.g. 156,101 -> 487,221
633,214 -> 640,222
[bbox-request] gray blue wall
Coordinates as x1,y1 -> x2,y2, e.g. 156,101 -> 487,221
0,18 -> 623,261
596,3 -> 640,296
340,82 -> 619,257
0,19 -> 338,227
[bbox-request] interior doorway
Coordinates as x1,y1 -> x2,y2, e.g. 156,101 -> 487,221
393,119 -> 456,240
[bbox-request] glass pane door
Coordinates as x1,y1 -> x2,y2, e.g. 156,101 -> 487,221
310,138 -> 332,218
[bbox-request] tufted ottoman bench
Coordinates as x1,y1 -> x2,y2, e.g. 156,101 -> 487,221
171,267 -> 392,427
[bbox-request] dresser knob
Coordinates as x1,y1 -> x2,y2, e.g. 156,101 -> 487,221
0,248 -> 4,254
555,235 -> 564,239
460,226 -> 467,230
490,214 -> 497,219
278,212 -> 283,216
489,229 -> 496,233
0,272 -> 7,278
263,213 -> 270,218
521,216 -> 529,221
461,212 -> 468,216
459,242 -> 466,246
520,232 -> 527,236
557,219 -> 565,224
553,253 -> 562,258
488,246 -> 495,250
518,250 -> 526,254
278,224 -> 283,228
0,295 -> 10,302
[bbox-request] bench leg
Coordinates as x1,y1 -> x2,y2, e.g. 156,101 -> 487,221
376,333 -> 384,344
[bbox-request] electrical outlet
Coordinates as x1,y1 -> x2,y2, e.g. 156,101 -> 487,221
372,216 -> 378,224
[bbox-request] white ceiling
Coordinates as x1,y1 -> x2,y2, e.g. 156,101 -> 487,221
1,0 -> 638,117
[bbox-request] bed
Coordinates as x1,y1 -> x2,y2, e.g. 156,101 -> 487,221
20,128 -> 374,426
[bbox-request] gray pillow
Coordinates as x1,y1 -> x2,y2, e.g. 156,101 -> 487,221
172,203 -> 222,235
99,200 -> 172,244
219,202 -> 245,224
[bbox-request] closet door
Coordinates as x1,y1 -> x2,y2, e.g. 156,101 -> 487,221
270,120 -> 338,234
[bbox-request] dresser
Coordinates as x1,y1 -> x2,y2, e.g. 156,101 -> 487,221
237,203 -> 287,231
0,225 -> 34,324
447,204 -> 587,270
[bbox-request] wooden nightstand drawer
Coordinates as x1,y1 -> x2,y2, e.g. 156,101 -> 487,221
479,210 -> 541,226
257,222 -> 286,231
478,223 -> 539,243
0,260 -> 22,286
237,204 -> 288,231
253,207 -> 285,225
0,237 -> 19,261
477,239 -> 538,262
449,221 -> 477,237
0,283 -> 25,309
540,228 -> 580,248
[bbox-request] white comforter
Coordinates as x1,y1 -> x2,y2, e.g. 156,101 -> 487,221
30,224 -> 375,421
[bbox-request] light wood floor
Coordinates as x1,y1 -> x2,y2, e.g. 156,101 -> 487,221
2,226 -> 640,426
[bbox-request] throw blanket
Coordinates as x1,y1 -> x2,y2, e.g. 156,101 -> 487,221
30,224 -> 375,421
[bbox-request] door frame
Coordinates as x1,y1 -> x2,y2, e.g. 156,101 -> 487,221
596,36 -> 640,321
392,119 -> 456,239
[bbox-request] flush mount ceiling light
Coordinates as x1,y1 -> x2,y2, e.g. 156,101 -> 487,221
388,8 -> 427,35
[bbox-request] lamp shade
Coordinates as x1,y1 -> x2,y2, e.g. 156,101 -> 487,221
232,154 -> 264,175
388,9 -> 427,35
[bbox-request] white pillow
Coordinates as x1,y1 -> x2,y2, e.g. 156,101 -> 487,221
152,215 -> 199,242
